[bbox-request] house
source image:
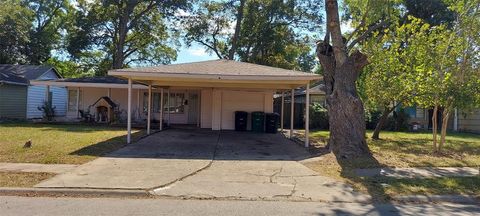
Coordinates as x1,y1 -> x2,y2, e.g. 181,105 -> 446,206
0,65 -> 67,119
34,60 -> 321,146
273,83 -> 326,128
408,107 -> 480,133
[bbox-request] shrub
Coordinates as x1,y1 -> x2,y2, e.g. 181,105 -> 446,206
365,109 -> 382,130
310,103 -> 329,129
385,108 -> 410,131
37,101 -> 56,121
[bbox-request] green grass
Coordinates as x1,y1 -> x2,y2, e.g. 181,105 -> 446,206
309,130 -> 480,168
379,176 -> 480,196
0,123 -> 145,164
302,130 -> 480,200
0,172 -> 55,187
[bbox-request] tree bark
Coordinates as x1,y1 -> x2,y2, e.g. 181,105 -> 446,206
113,9 -> 129,69
372,107 -> 392,140
228,0 -> 245,60
432,105 -> 438,152
316,0 -> 371,159
439,109 -> 450,152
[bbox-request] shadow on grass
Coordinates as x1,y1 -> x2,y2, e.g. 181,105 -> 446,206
69,130 -> 146,157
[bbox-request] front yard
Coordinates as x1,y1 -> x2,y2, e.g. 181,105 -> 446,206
0,122 -> 144,164
302,130 -> 480,201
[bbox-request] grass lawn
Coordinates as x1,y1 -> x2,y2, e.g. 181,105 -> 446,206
301,130 -> 480,201
0,172 -> 55,187
0,123 -> 145,164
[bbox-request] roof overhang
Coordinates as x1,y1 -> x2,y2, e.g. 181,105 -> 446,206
108,71 -> 322,90
30,80 -> 147,89
0,80 -> 29,86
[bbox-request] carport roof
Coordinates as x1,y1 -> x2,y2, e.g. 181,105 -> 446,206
108,60 -> 321,89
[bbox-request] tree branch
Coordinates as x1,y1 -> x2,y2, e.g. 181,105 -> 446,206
347,20 -> 388,51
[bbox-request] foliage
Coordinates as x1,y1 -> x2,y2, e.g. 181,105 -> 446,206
0,0 -> 33,64
0,0 -> 69,65
183,0 -> 322,72
309,103 -> 329,129
365,109 -> 381,130
65,0 -> 190,74
385,109 -> 410,131
25,0 -> 70,64
37,101 -> 56,121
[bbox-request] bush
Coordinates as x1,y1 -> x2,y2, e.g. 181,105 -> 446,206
37,101 -> 56,121
310,103 -> 329,129
365,109 -> 382,130
385,108 -> 410,131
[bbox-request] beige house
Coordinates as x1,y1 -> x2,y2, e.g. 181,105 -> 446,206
33,60 -> 321,146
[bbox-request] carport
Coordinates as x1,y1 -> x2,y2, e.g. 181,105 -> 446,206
108,60 -> 321,147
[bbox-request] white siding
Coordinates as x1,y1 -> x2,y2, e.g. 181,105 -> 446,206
201,89 -> 213,129
26,85 -> 67,118
206,89 -> 273,130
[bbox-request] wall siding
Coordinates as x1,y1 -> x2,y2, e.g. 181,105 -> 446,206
26,86 -> 67,118
0,84 -> 27,118
458,109 -> 480,133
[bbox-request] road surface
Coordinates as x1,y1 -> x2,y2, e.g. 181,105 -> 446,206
0,196 -> 479,215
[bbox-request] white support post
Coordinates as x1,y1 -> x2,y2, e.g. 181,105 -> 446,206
281,91 -> 284,132
76,87 -> 80,118
107,88 -> 111,123
160,88 -> 164,130
197,91 -> 201,127
147,85 -> 152,135
136,89 -> 140,120
167,89 -> 171,126
305,83 -> 310,148
290,89 -> 294,138
127,78 -> 132,144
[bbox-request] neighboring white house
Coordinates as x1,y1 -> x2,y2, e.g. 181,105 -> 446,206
0,65 -> 67,119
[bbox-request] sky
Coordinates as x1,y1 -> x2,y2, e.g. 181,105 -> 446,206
174,44 -> 217,64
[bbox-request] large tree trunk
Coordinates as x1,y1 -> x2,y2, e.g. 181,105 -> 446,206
316,0 -> 371,159
228,0 -> 245,60
372,107 -> 391,140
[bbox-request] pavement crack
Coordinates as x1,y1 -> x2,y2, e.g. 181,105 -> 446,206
269,166 -> 283,183
149,131 -> 221,192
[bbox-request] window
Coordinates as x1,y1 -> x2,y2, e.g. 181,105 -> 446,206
143,92 -> 185,114
68,89 -> 82,111
166,93 -> 185,114
143,92 -> 160,113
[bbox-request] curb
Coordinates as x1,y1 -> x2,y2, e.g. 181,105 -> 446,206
394,195 -> 479,204
0,187 -> 151,198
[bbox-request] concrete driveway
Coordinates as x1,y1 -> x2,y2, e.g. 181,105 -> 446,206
36,129 -> 369,202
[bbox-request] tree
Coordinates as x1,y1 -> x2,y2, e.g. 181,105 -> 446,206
67,0 -> 190,74
317,0 -> 398,158
25,0 -> 69,64
0,0 -> 32,64
415,0 -> 480,152
361,21 -> 419,139
183,0 -> 322,71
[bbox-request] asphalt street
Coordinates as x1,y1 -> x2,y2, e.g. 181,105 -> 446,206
1,196 -> 479,216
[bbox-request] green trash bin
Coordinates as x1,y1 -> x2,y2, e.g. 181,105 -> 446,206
251,111 -> 265,132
